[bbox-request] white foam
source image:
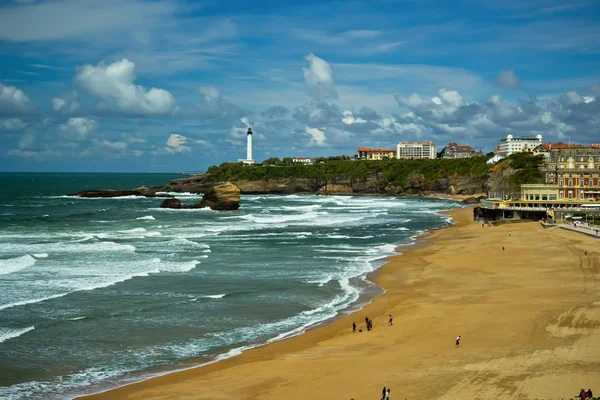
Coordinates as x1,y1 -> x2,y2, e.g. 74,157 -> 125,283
202,294 -> 226,299
240,211 -> 321,224
120,228 -> 147,233
0,326 -> 35,343
154,191 -> 201,197
136,215 -> 155,220
69,316 -> 86,321
33,253 -> 48,258
0,255 -> 37,275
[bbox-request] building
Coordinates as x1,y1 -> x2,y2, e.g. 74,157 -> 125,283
540,143 -> 600,200
498,134 -> 543,156
396,142 -> 436,160
486,154 -> 504,165
238,127 -> 255,165
532,143 -> 552,161
498,134 -> 542,156
292,157 -> 316,165
442,142 -> 482,159
356,148 -> 396,160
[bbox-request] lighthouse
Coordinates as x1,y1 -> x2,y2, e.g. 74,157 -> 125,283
238,127 -> 255,165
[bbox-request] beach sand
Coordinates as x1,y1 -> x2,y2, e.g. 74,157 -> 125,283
80,207 -> 600,400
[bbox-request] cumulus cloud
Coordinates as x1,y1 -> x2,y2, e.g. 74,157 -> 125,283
1,118 -> 28,130
52,91 -> 80,114
0,83 -> 35,115
75,59 -> 178,116
165,133 -> 190,153
305,126 -> 326,147
495,69 -> 523,88
391,85 -> 599,146
303,53 -> 338,100
59,117 -> 97,141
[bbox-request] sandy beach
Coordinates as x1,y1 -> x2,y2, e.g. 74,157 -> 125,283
79,206 -> 600,400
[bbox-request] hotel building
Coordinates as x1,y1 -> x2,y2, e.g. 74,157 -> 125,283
498,134 -> 543,156
356,148 -> 396,160
396,142 -> 436,160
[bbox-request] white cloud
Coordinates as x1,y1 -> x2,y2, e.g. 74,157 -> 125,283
341,110 -> 366,125
59,117 -> 97,141
94,139 -> 128,151
305,126 -> 326,147
1,118 -> 28,130
0,0 -> 176,41
495,69 -> 522,88
165,134 -> 190,153
75,59 -> 178,116
303,54 -> 338,100
52,91 -> 80,113
0,83 -> 35,115
18,133 -> 36,149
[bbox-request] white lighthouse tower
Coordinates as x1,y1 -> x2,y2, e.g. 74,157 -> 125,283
238,127 -> 255,165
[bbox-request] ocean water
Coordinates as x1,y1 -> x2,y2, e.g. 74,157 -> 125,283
0,173 -> 460,399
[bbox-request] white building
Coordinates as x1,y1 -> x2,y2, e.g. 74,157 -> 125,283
292,157 -> 316,165
498,134 -> 542,157
486,154 -> 504,165
238,127 -> 255,165
396,142 -> 436,160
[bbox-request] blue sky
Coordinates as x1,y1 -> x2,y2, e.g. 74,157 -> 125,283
0,0 -> 599,172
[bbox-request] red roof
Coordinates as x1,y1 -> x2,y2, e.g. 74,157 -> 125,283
357,148 -> 395,152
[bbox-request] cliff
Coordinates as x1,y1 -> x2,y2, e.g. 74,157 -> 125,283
68,154 -> 544,199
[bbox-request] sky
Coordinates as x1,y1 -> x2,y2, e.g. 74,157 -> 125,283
0,0 -> 599,172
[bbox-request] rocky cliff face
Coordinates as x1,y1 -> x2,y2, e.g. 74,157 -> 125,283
162,172 -> 488,196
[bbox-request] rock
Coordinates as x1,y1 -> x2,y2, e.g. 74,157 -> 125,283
160,198 -> 182,209
195,182 -> 241,210
317,183 -> 352,195
461,196 -> 480,204
68,185 -> 172,198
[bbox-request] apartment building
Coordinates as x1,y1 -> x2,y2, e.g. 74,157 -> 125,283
396,142 -> 436,160
356,148 -> 396,160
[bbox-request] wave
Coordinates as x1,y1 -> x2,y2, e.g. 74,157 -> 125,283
0,258 -> 201,311
240,211 -> 321,224
154,191 -> 201,197
0,255 -> 37,275
202,294 -> 226,299
33,253 -> 48,258
69,316 -> 86,321
0,326 -> 35,343
136,215 -> 155,220
166,238 -> 210,249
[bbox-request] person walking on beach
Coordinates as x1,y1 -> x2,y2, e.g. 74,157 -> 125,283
456,335 -> 461,348
381,386 -> 386,400
386,388 -> 390,399
352,322 -> 356,332
502,246 -> 505,252
388,314 -> 393,326
509,231 -> 511,236
584,250 -> 587,256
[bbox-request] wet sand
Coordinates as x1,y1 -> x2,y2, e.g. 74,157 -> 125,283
79,207 -> 600,399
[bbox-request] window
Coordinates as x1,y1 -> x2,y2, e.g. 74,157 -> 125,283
568,191 -> 573,199
560,192 -> 564,199
568,180 -> 573,186
542,194 -> 548,200
535,194 -> 540,200
549,194 -> 557,200
580,192 -> 584,200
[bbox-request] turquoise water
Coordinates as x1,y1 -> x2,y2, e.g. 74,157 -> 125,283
0,173 -> 460,399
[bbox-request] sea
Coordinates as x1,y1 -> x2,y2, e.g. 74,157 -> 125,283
0,173 -> 461,399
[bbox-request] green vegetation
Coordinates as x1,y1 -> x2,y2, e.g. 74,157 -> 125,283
505,153 -> 544,187
206,157 -> 490,186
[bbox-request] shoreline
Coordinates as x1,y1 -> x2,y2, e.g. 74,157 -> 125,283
73,201 -> 461,399
76,203 -> 465,399
78,203 -> 600,399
